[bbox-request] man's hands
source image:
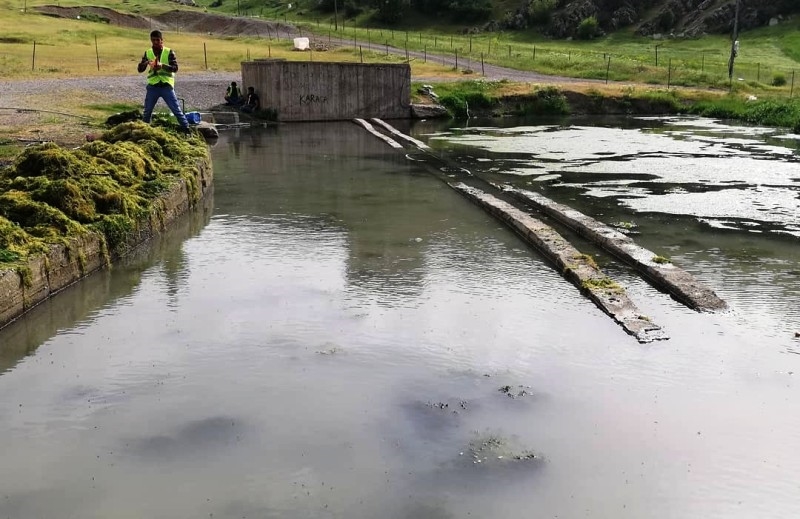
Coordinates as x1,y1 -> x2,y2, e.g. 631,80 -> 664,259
149,59 -> 161,71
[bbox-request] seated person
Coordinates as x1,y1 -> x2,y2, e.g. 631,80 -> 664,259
241,87 -> 260,113
224,81 -> 242,106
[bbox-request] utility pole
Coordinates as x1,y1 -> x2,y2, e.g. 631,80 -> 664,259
727,0 -> 741,87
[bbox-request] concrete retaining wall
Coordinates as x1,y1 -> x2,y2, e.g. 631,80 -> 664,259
0,157 -> 213,330
241,60 -> 411,121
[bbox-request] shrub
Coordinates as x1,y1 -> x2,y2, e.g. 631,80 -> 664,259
772,73 -> 787,87
533,86 -> 569,114
375,0 -> 407,24
657,10 -> 675,32
527,0 -> 557,25
576,16 -> 599,40
517,86 -> 570,115
450,0 -> 493,22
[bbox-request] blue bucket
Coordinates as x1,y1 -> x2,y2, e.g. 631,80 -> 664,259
186,111 -> 202,125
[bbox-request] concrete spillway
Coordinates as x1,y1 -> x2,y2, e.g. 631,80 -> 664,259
354,118 -> 730,341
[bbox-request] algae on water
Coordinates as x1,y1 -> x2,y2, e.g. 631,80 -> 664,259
0,122 -> 207,267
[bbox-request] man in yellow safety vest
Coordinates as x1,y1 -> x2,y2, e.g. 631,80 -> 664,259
137,30 -> 190,133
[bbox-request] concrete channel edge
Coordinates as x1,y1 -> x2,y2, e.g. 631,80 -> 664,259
356,118 -> 670,343
455,184 -> 667,343
0,157 -> 213,331
501,186 -> 728,313
356,119 -> 669,343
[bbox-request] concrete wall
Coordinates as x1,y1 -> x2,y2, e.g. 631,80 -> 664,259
241,60 -> 411,121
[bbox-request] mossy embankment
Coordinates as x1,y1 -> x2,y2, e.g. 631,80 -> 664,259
0,122 -> 212,329
422,80 -> 800,131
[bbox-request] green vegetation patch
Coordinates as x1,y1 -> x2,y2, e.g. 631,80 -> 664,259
573,252 -> 598,269
687,96 -> 800,131
516,86 -> 570,115
0,122 -> 207,267
435,80 -> 501,117
582,276 -> 624,294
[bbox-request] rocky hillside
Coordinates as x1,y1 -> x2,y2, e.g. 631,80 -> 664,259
500,0 -> 800,38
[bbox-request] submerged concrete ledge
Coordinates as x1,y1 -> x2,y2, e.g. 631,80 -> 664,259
370,118 -> 431,150
353,119 -> 403,148
454,184 -> 667,343
355,118 -> 667,342
502,186 -> 727,313
0,129 -> 213,331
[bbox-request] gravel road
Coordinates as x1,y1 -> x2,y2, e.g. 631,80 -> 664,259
0,71 -> 236,114
0,72 -> 237,143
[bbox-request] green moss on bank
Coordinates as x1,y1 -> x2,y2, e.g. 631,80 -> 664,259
0,122 -> 207,268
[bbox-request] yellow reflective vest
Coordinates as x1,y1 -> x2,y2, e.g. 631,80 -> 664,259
145,47 -> 174,87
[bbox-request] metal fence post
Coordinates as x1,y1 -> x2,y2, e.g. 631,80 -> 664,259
668,58 -> 672,89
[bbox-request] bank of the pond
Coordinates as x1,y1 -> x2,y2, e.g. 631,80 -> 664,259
424,81 -> 800,130
0,122 -> 212,330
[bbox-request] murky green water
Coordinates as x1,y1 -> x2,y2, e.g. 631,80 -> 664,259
1,119 -> 798,518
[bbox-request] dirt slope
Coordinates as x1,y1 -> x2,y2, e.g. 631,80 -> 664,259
34,5 -> 296,36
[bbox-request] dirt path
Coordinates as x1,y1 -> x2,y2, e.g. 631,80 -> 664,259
0,72 -> 236,146
0,72 -> 235,114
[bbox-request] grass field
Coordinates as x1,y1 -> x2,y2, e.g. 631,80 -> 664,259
0,2 -> 459,79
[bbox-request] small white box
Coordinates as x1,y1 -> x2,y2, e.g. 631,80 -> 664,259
293,37 -> 309,51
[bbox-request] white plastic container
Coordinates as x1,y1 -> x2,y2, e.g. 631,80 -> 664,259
293,37 -> 309,51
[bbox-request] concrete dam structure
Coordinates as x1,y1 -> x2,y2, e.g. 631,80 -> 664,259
241,60 -> 411,122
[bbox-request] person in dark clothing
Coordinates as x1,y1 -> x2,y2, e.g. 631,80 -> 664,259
137,30 -> 190,132
225,81 -> 243,106
241,87 -> 260,113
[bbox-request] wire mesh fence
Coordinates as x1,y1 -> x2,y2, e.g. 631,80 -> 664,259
2,27 -> 797,97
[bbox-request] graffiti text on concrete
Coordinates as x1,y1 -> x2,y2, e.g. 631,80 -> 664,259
299,94 -> 328,105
